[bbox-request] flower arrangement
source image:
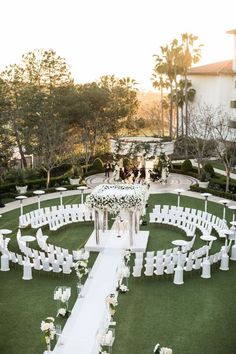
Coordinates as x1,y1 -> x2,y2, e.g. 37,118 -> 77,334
74,259 -> 89,280
124,249 -> 131,265
154,343 -> 172,354
86,184 -> 148,212
116,283 -> 129,293
40,317 -> 56,349
54,287 -> 71,317
106,293 -> 118,316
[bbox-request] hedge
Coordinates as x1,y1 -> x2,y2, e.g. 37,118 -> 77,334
190,184 -> 236,201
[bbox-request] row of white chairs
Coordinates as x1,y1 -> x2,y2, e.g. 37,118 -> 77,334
132,251 -> 223,277
19,204 -> 95,230
150,205 -> 228,237
136,245 -> 208,268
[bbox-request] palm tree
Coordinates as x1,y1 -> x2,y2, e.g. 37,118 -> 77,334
179,33 -> 203,137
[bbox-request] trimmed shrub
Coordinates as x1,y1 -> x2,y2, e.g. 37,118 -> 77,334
92,158 -> 104,172
203,162 -> 216,178
181,159 -> 193,173
190,183 -> 236,201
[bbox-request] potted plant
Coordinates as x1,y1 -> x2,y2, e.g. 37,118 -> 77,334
15,169 -> 28,194
69,166 -> 82,185
198,169 -> 210,188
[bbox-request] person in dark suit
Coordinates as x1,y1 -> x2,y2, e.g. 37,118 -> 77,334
139,166 -> 146,183
104,162 -> 111,178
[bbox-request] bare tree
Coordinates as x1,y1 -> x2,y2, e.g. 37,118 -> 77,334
211,107 -> 236,192
188,104 -> 216,175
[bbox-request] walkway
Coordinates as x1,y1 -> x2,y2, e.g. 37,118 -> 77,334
86,172 -> 198,193
53,248 -> 123,354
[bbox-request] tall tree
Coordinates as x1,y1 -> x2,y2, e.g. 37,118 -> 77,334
179,33 -> 202,137
0,64 -> 28,167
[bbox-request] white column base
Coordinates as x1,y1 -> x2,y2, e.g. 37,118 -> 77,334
201,259 -> 211,279
173,266 -> 184,285
1,254 -> 10,271
22,263 -> 33,280
230,244 -> 236,261
220,253 -> 229,271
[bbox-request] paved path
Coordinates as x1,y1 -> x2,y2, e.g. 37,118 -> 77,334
0,172 -> 235,217
86,172 -> 198,193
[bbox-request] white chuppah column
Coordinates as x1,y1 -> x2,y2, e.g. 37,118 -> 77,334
102,209 -> 108,232
129,211 -> 134,247
94,210 -> 100,245
134,210 -> 140,234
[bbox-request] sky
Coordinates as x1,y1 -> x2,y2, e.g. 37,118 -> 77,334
0,0 -> 236,91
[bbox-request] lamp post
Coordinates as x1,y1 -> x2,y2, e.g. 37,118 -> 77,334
230,221 -> 236,261
174,189 -> 185,208
77,186 -> 88,204
15,195 -> 28,216
33,190 -> 45,210
219,199 -> 229,221
219,229 -> 234,271
200,235 -> 217,278
55,187 -> 67,206
201,193 -> 212,212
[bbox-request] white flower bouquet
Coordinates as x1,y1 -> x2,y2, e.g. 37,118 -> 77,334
74,259 -> 89,280
124,249 -> 131,265
40,316 -> 56,346
117,283 -> 129,293
86,184 -> 148,212
154,343 -> 172,354
106,293 -> 118,316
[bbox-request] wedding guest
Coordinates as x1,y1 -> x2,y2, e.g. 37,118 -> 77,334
104,161 -> 111,178
139,166 -> 146,184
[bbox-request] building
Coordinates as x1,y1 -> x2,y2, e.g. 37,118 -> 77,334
188,29 -> 236,128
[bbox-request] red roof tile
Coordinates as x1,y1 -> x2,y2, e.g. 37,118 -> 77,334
188,60 -> 234,75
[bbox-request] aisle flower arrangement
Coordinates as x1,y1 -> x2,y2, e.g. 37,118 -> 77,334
116,283 -> 129,293
74,259 -> 89,280
106,293 -> 118,316
40,316 -> 56,351
124,249 -> 131,265
54,287 -> 71,317
153,343 -> 173,354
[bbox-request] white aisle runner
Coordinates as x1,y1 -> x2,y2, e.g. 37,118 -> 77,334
53,247 -> 123,354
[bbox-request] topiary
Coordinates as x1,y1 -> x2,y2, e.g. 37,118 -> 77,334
92,157 -> 104,172
181,159 -> 193,173
203,162 -> 215,178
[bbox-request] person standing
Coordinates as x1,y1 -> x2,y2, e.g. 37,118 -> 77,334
104,161 -> 111,179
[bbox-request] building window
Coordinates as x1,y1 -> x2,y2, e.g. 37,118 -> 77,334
230,100 -> 236,108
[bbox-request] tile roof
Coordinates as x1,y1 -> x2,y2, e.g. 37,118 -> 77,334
187,60 -> 235,75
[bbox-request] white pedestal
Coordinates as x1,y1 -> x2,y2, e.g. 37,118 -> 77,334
173,265 -> 184,285
1,254 -> 10,271
22,262 -> 33,280
220,253 -> 229,271
201,259 -> 211,279
230,244 -> 236,261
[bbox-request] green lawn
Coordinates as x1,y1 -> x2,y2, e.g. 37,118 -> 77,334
0,193 -> 235,354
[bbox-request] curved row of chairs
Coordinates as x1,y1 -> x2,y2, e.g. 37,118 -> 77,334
15,228 -> 89,275
149,205 -> 228,237
0,227 -> 89,279
131,247 -> 226,277
19,204 -> 95,230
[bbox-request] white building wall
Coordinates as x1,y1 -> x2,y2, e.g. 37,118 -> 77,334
189,74 -> 236,112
